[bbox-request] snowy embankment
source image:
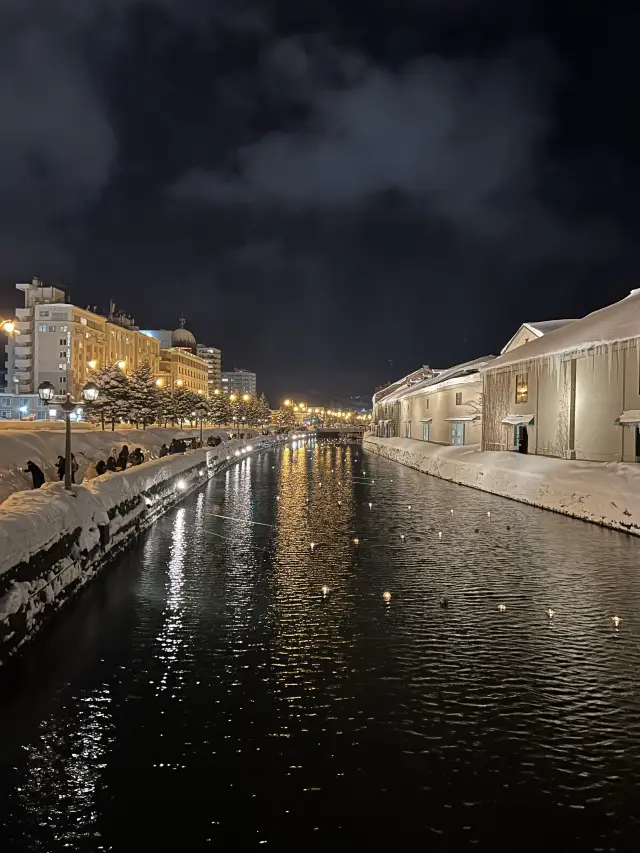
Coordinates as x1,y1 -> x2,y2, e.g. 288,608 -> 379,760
0,426 -> 234,504
364,435 -> 640,536
0,435 -> 281,663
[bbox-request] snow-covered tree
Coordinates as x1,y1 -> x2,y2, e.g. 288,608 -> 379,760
209,395 -> 231,426
129,361 -> 159,429
256,393 -> 271,426
276,405 -> 296,429
171,386 -> 195,427
89,365 -> 131,430
156,388 -> 174,427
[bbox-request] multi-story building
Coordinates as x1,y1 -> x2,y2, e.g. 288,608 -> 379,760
372,358 -> 492,444
482,290 -> 640,462
196,344 -> 222,395
4,279 -> 161,400
0,393 -> 52,421
221,368 -> 256,398
158,349 -> 208,395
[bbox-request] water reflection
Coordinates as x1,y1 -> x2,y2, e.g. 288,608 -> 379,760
2,440 -> 640,849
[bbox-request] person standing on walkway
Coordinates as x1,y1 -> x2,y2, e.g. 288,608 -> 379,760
26,461 -> 45,489
117,445 -> 129,470
56,455 -> 65,481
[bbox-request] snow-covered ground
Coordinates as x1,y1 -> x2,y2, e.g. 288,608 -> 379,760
0,426 -> 240,504
364,435 -> 640,536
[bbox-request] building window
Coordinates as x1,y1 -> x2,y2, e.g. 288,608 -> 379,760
60,339 -> 66,345
515,373 -> 528,404
39,310 -> 50,317
48,325 -> 56,333
81,317 -> 87,326
403,421 -> 411,438
425,397 -> 429,410
59,363 -> 66,370
60,326 -> 67,332
422,422 -> 430,441
451,422 -> 465,445
38,324 -> 47,332
455,392 -> 462,405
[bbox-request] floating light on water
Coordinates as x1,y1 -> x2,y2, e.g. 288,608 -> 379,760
227,455 -> 231,460
353,538 -> 359,546
338,499 -> 342,506
338,480 -> 341,485
438,531 -> 442,539
450,509 -> 454,515
235,450 -> 241,457
321,585 -> 330,596
368,502 -> 372,510
612,615 -> 621,628
487,511 -> 491,518
400,534 -> 405,541
498,604 -> 506,613
363,471 -> 366,476
247,445 -> 253,451
407,504 -> 412,511
310,542 -> 316,551
383,591 -> 391,602
177,480 -> 186,491
546,608 -> 555,619
318,482 -> 322,488
371,480 -> 375,484
276,496 -> 280,502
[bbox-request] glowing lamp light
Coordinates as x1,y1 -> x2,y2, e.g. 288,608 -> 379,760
234,450 -> 241,457
117,360 -> 126,370
242,394 -> 250,401
450,508 -> 454,515
88,359 -> 97,370
82,381 -> 99,402
199,469 -> 205,476
438,531 -> 443,539
498,604 -> 506,612
145,497 -> 153,507
368,502 -> 372,510
407,504 -> 412,511
400,534 -> 405,541
547,608 -> 555,619
321,585 -> 329,596
176,379 -> 184,386
247,445 -> 253,451
612,615 -> 621,628
2,321 -> 15,334
383,591 -> 392,603
37,381 -> 55,402
310,542 -> 316,551
177,480 -> 186,491
487,511 -> 491,518
155,378 -> 163,387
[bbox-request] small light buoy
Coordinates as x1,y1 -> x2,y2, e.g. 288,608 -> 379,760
498,603 -> 506,613
363,471 -> 367,476
450,508 -> 454,515
487,511 -> 491,518
438,531 -> 442,539
338,499 -> 342,506
371,480 -> 375,484
407,504 -> 412,511
306,497 -> 310,503
318,482 -> 322,488
400,534 -> 405,541
276,496 -> 280,502
353,538 -> 359,546
321,585 -> 330,596
612,615 -> 621,628
310,542 -> 316,551
546,608 -> 555,619
338,480 -> 341,485
368,502 -> 373,510
383,591 -> 391,602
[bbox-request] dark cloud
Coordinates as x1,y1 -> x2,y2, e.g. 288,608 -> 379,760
0,1 -> 638,400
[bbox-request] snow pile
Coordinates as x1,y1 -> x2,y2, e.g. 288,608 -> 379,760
0,426 -> 234,504
364,435 -> 640,535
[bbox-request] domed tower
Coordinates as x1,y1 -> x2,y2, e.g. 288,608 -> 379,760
171,317 -> 197,353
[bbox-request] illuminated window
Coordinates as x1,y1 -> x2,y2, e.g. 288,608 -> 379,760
38,324 -> 47,332
455,392 -> 462,405
80,317 -> 87,326
515,373 -> 528,404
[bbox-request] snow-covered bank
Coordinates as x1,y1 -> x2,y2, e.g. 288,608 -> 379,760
0,426 -> 235,504
0,435 -> 282,664
364,435 -> 640,536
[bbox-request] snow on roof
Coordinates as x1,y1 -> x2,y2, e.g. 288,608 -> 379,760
500,318 -> 578,354
525,319 -> 577,336
381,356 -> 494,403
488,289 -> 640,371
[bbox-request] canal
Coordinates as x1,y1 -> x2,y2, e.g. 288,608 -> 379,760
1,437 -> 640,851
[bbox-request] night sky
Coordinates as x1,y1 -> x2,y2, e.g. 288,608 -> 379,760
0,1 -> 639,403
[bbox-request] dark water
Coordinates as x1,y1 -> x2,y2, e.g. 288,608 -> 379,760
1,438 -> 640,851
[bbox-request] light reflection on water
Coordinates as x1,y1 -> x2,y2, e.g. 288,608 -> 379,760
1,437 -> 640,850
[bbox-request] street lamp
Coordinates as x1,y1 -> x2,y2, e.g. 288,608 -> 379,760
0,319 -> 18,335
38,381 -> 99,491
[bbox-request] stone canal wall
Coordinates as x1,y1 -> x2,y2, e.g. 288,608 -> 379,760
364,435 -> 640,536
0,437 -> 281,665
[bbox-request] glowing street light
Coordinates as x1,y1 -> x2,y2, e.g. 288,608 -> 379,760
117,360 -> 126,370
38,381 -> 99,490
0,319 -> 17,335
88,359 -> 97,370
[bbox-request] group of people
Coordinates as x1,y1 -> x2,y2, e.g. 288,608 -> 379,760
24,433 -> 221,490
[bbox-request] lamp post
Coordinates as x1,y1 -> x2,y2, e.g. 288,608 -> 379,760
38,381 -> 99,491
